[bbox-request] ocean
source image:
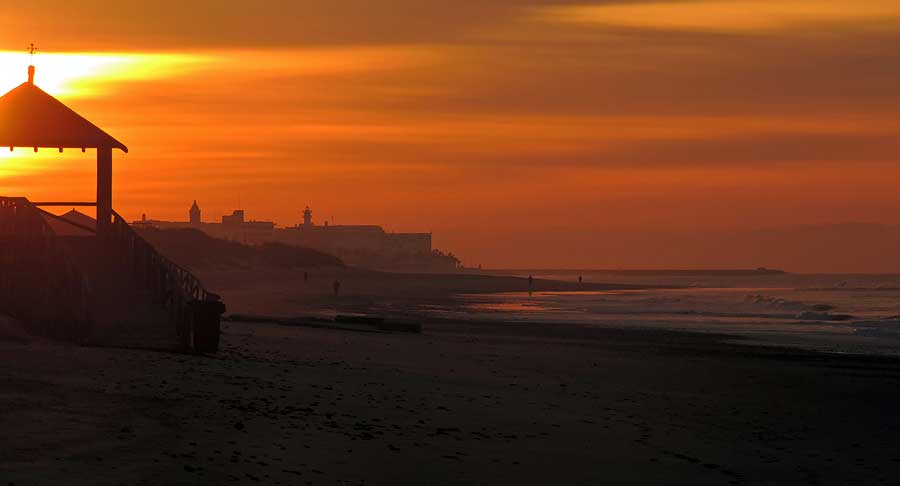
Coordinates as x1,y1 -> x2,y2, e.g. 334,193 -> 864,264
447,272 -> 900,356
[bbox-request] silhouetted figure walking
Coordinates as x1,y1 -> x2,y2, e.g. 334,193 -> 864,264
333,279 -> 341,297
578,275 -> 583,284
528,274 -> 534,296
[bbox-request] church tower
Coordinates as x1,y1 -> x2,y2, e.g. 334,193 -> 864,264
190,200 -> 201,225
303,206 -> 313,227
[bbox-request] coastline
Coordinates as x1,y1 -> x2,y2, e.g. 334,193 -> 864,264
196,267 -> 900,358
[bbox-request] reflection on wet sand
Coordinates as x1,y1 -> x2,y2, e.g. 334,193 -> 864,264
454,283 -> 900,356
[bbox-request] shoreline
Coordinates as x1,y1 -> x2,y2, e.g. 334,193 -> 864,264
195,266 -> 900,358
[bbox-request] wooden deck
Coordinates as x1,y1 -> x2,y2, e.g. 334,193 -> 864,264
0,197 -> 224,353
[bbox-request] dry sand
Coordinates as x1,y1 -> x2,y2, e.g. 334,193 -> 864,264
3,313 -> 900,485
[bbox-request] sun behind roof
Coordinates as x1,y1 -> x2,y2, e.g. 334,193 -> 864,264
0,65 -> 127,153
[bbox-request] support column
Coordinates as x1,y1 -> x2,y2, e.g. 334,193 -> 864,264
96,146 -> 113,237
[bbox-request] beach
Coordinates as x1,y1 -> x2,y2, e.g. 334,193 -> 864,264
3,2 -> 898,483
3,298 -> 900,484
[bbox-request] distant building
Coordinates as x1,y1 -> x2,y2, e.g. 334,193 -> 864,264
221,209 -> 244,225
219,209 -> 276,243
133,202 -> 460,271
277,207 -> 431,259
189,200 -> 201,225
274,207 -> 444,269
136,202 -> 275,245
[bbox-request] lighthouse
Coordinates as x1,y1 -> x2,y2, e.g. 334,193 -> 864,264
190,200 -> 201,225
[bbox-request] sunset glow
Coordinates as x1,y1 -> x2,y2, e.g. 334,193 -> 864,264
0,51 -> 205,97
6,3 -> 900,482
1,1 -> 900,270
539,0 -> 900,32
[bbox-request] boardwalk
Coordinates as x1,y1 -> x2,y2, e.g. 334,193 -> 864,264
0,65 -> 224,353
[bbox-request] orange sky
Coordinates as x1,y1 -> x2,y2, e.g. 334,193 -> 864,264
2,1 -> 900,270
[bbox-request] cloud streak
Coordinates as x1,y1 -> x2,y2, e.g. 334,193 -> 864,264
537,0 -> 900,33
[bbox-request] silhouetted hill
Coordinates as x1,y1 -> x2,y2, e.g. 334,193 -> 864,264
137,228 -> 343,270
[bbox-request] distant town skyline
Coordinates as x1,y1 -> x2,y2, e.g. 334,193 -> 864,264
2,1 -> 900,270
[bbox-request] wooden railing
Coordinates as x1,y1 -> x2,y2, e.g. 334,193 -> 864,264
0,198 -> 223,352
110,210 -> 224,352
0,197 -> 92,339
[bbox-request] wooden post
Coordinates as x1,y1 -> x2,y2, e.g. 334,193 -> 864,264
96,146 -> 113,237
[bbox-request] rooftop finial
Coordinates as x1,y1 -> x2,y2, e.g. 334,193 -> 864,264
27,43 -> 36,84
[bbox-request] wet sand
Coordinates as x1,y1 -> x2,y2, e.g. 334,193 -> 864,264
196,267 -> 652,317
3,317 -> 900,485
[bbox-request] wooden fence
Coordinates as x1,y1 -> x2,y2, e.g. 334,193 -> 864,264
110,209 -> 224,352
0,197 -> 92,340
0,197 -> 223,352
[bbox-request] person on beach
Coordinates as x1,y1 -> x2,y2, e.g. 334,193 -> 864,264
333,279 -> 341,297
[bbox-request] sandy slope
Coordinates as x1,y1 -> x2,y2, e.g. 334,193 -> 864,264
2,318 -> 900,485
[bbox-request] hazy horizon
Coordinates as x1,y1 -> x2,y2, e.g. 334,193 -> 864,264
3,0 -> 900,270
